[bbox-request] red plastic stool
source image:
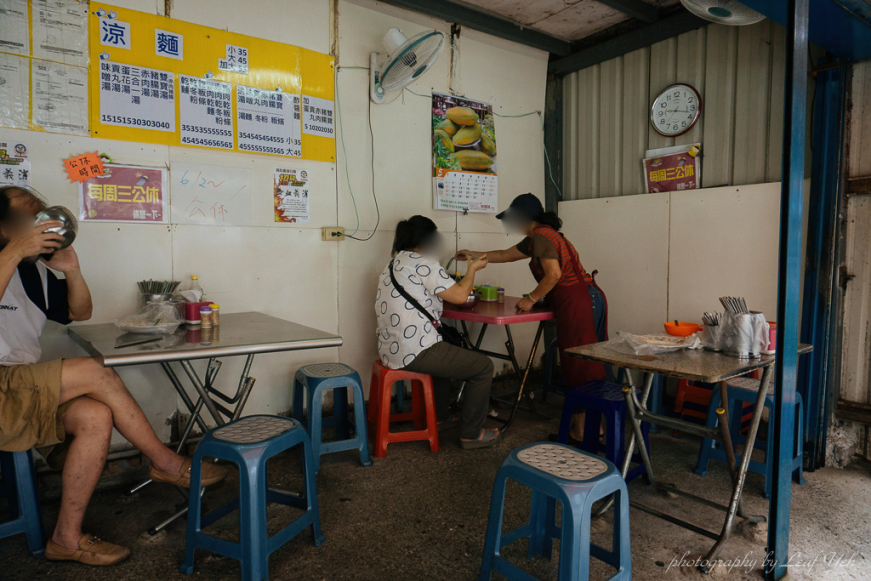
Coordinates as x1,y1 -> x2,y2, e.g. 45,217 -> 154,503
367,361 -> 439,458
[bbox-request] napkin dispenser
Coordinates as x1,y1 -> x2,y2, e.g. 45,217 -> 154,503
476,285 -> 499,302
184,301 -> 211,325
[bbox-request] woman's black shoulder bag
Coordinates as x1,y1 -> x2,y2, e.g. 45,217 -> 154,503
389,261 -> 466,348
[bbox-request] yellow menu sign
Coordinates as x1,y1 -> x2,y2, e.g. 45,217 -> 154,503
88,4 -> 335,163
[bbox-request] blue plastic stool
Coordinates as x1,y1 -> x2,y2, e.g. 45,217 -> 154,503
182,416 -> 324,580
557,380 -> 650,483
479,443 -> 631,581
694,377 -> 805,498
292,363 -> 373,474
0,450 -> 46,556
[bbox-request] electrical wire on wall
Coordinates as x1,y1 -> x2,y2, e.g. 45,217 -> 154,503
336,65 -> 380,241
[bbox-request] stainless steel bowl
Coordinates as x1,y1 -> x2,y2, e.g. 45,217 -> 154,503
454,290 -> 480,310
34,205 -> 78,251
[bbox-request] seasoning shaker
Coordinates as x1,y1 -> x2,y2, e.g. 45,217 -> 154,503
209,303 -> 220,326
497,288 -> 505,303
199,306 -> 213,329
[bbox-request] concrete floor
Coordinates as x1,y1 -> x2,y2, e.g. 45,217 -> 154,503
1,395 -> 870,581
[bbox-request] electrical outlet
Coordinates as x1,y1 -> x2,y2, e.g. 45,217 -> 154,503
321,227 -> 345,241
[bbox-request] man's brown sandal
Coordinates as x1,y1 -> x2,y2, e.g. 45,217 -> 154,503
149,458 -> 229,488
45,534 -> 130,566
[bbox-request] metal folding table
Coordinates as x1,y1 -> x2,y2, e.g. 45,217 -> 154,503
442,296 -> 554,432
68,311 -> 342,534
565,341 -> 812,571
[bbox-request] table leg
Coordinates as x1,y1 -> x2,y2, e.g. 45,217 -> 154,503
715,380 -> 753,521
700,365 -> 773,570
180,360 -> 227,426
500,322 -> 545,432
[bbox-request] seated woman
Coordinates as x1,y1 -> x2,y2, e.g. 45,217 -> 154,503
375,215 -> 500,449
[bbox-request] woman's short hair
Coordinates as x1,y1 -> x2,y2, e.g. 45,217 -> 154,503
392,215 -> 438,256
0,185 -> 45,225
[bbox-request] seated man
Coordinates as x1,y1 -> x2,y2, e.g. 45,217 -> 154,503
0,186 -> 227,566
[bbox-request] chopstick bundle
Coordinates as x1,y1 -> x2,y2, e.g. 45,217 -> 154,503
137,280 -> 181,294
702,312 -> 722,326
718,296 -> 749,314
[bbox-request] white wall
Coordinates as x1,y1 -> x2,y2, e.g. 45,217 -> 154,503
559,181 -> 810,338
19,0 -> 548,449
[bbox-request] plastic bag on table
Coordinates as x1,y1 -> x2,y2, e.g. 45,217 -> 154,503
719,312 -> 769,355
611,331 -> 701,356
115,300 -> 183,335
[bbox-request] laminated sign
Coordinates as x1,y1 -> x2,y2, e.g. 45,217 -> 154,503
88,4 -> 335,162
79,164 -> 167,223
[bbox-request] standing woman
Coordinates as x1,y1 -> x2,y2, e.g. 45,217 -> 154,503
457,193 -> 608,440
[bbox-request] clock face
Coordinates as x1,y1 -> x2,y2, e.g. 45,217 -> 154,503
651,84 -> 702,137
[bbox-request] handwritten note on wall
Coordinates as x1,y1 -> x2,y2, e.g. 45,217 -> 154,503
170,163 -> 251,226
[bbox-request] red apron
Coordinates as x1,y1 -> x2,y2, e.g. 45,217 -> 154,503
529,226 -> 606,386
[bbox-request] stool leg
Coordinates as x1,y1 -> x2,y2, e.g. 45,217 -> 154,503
301,435 -> 326,546
334,386 -> 351,440
558,503 -> 589,581
311,387 -> 325,475
421,379 -> 440,453
411,381 -> 425,430
478,474 -> 508,581
582,409 -> 603,455
527,490 -> 554,559
13,451 -> 46,556
395,380 -> 405,413
351,382 -> 373,468
292,378 -> 306,423
374,380 -> 394,458
604,409 -> 620,466
238,457 -> 268,581
694,390 -> 723,477
613,487 -> 632,577
181,451 -> 206,574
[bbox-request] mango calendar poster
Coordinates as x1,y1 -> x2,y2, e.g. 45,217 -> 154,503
431,92 -> 498,213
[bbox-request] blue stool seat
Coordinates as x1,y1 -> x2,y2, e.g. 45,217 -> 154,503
695,377 -> 805,498
479,443 -> 631,581
558,380 -> 650,483
292,363 -> 372,474
0,450 -> 46,556
182,415 -> 324,580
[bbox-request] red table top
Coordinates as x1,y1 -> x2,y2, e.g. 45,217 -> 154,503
442,296 -> 555,325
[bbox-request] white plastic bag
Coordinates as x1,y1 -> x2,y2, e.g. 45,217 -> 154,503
115,300 -> 183,335
613,331 -> 701,356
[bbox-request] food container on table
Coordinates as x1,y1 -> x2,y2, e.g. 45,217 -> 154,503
184,301 -> 211,325
454,290 -> 480,310
764,321 -> 777,354
477,285 -> 499,302
664,322 -> 701,337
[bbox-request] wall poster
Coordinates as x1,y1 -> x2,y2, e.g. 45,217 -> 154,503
431,92 -> 497,213
273,166 -> 309,223
79,164 -> 167,223
643,143 -> 701,194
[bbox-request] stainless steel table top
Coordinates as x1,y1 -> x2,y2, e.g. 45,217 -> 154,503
565,341 -> 813,384
69,312 -> 343,367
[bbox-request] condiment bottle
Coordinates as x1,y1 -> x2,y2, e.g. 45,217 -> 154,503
200,306 -> 213,329
209,304 -> 220,325
497,287 -> 505,303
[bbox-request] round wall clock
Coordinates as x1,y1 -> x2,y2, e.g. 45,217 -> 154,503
650,83 -> 702,137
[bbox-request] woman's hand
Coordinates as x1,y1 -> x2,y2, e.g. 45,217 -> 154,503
5,222 -> 64,261
455,249 -> 477,262
41,245 -> 80,273
516,296 -> 536,312
467,253 -> 488,272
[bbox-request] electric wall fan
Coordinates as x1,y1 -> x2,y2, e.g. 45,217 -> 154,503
370,28 -> 445,104
680,0 -> 766,25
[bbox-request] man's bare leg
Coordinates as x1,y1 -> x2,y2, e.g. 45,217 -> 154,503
51,398 -> 113,550
58,357 -> 183,475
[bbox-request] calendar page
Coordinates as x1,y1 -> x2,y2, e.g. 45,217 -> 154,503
431,92 -> 498,213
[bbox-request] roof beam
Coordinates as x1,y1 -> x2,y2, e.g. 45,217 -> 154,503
374,0 -> 573,56
548,11 -> 707,76
596,0 -> 659,23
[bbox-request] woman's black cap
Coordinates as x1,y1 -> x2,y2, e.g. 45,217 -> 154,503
495,193 -> 543,221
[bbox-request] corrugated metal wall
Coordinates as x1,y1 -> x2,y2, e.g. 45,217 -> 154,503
561,20 -> 817,200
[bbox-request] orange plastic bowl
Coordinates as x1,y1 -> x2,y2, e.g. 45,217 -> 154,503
664,322 -> 701,337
